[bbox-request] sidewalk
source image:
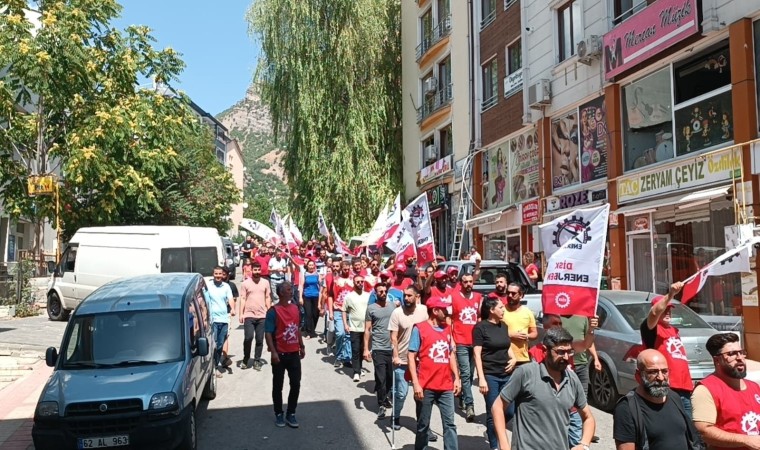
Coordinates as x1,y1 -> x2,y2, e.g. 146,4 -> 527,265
0,361 -> 53,450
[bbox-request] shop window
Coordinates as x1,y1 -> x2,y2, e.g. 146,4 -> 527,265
557,0 -> 582,63
673,44 -> 730,104
421,135 -> 436,168
440,125 -> 453,157
612,0 -> 647,25
622,68 -> 674,171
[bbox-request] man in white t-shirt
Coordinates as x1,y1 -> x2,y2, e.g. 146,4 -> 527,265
468,247 -> 482,263
269,248 -> 289,303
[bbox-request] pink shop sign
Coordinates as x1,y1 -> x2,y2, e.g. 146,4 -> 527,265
603,0 -> 699,80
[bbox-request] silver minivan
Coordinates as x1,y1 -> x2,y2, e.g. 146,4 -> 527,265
32,273 -> 217,450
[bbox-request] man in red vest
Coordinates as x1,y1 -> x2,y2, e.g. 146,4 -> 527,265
693,332 -> 760,449
640,281 -> 694,416
391,263 -> 414,291
265,281 -> 305,429
451,272 -> 482,422
408,297 -> 461,450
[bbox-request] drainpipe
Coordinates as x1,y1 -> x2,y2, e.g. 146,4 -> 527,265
521,0 -> 531,126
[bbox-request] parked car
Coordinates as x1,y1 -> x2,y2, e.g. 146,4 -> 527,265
32,273 -> 217,450
46,226 -> 226,321
437,260 -> 542,309
221,237 -> 237,278
583,290 -> 721,411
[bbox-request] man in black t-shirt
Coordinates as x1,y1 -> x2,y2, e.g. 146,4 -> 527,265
241,235 -> 255,263
613,349 -> 699,450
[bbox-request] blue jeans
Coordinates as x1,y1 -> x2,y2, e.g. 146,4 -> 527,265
455,346 -> 475,408
212,322 -> 228,367
393,365 -> 409,421
415,390 -> 458,450
675,389 -> 693,419
333,311 -> 352,363
569,410 -> 582,447
484,374 -> 514,450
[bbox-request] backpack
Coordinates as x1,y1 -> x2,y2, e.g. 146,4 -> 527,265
619,389 -> 704,450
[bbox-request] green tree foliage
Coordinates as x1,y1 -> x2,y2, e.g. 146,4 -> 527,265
0,0 -> 237,242
247,0 -> 403,237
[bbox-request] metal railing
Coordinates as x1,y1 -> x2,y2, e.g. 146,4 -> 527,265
481,94 -> 498,111
415,15 -> 452,61
417,83 -> 453,123
480,9 -> 496,30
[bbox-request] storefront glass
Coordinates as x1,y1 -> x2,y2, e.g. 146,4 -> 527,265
484,230 -> 521,263
622,68 -> 674,170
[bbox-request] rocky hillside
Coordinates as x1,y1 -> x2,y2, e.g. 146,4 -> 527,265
217,85 -> 288,201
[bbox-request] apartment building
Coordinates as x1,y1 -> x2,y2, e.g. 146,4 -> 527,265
401,0 -> 471,259
226,139 -> 246,238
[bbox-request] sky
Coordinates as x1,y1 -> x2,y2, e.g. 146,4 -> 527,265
113,0 -> 259,116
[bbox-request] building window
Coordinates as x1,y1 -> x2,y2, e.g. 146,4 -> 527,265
481,0 -> 496,29
557,0 -> 582,62
440,125 -> 453,157
422,135 -> 437,168
507,40 -> 522,74
612,0 -> 648,24
482,58 -> 498,111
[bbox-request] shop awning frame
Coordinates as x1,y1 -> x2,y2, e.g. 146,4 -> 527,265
614,186 -> 730,216
465,206 -> 515,231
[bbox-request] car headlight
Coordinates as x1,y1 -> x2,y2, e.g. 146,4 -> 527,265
149,392 -> 177,410
36,401 -> 59,418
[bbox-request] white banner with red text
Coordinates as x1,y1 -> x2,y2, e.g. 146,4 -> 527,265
405,193 -> 436,266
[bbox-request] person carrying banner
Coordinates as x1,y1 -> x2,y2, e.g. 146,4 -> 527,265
640,281 -> 694,417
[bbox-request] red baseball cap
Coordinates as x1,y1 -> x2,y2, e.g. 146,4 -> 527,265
395,263 -> 406,272
651,295 -> 675,308
433,270 -> 447,279
426,297 -> 451,312
379,270 -> 392,279
446,266 -> 459,275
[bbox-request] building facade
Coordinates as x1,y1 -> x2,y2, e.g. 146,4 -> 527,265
226,139 -> 246,238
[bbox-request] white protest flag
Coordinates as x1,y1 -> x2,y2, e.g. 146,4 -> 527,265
331,224 -> 351,256
281,215 -> 297,250
240,218 -> 278,244
405,193 -> 436,266
362,202 -> 389,247
377,193 -> 402,247
270,209 -> 289,245
539,204 -> 610,317
317,210 -> 330,237
288,216 -> 304,245
680,237 -> 760,303
386,210 -> 417,263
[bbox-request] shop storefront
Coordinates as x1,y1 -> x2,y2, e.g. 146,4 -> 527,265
426,184 -> 451,259
469,127 -> 539,263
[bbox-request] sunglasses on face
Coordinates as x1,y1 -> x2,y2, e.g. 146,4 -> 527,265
552,348 -> 574,357
507,291 -> 521,296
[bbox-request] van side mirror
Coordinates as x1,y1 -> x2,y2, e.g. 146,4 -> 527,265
46,261 -> 57,275
196,337 -> 209,357
45,347 -> 58,367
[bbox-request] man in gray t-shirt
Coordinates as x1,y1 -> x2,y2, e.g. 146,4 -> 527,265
492,327 -> 596,450
363,283 -> 397,418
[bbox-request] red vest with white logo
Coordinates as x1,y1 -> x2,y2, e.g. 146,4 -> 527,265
699,374 -> 760,449
654,324 -> 693,391
451,291 -> 482,346
429,285 -> 453,305
415,321 -> 454,392
391,277 -> 414,291
331,275 -> 354,310
274,304 -> 301,353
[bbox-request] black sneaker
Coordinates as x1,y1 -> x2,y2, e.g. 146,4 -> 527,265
428,433 -> 438,442
382,398 -> 392,409
275,413 -> 285,428
253,361 -> 263,371
392,419 -> 401,431
377,406 -> 386,419
465,405 -> 475,423
285,413 -> 299,428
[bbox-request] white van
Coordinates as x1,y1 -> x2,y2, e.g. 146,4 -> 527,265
46,226 -> 225,321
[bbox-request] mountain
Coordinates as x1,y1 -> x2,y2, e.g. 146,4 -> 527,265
217,85 -> 288,206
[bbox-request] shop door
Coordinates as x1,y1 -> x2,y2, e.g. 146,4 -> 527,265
653,235 -> 673,294
628,235 -> 654,293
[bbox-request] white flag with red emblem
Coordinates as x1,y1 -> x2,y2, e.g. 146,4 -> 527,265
377,193 -> 402,247
680,237 -> 758,303
331,224 -> 351,256
240,218 -> 278,244
288,216 -> 303,245
386,210 -> 417,263
405,193 -> 436,266
362,202 -> 389,247
539,204 -> 610,317
317,210 -> 330,237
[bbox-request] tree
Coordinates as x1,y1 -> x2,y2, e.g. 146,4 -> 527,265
247,0 -> 403,237
0,0 -> 237,250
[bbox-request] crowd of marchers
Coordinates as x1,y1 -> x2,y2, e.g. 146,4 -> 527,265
201,235 -> 757,450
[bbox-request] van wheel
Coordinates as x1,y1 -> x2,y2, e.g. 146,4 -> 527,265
590,360 -> 618,412
47,293 -> 69,321
202,370 -> 217,400
178,408 -> 197,450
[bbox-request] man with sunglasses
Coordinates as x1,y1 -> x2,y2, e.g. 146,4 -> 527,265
502,282 -> 538,368
640,281 -> 694,417
692,332 -> 760,449
613,349 -> 700,450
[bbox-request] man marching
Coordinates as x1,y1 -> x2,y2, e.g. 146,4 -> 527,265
451,272 -> 482,422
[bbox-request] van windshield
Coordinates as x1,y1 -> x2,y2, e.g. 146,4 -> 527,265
60,310 -> 183,369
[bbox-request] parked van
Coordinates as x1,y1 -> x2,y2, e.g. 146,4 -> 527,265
32,273 -> 216,450
46,226 -> 225,321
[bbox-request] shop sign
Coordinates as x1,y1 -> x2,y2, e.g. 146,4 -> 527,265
631,216 -> 650,231
27,175 -> 55,195
579,96 -> 609,183
618,147 -> 741,203
510,128 -> 540,203
603,0 -> 699,80
522,200 -> 539,224
426,184 -> 448,209
417,154 -> 452,187
546,188 -> 607,212
504,68 -> 523,97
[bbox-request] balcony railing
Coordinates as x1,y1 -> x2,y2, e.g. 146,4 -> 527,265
415,16 -> 452,61
481,94 -> 498,111
417,83 -> 453,123
480,10 -> 496,30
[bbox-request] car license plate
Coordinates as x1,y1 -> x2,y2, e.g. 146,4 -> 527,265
77,435 -> 129,448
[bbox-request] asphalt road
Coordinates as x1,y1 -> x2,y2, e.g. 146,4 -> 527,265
197,314 -> 616,450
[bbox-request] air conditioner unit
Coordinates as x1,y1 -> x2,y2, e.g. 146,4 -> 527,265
527,79 -> 551,109
577,35 -> 602,65
424,145 -> 438,161
423,77 -> 438,96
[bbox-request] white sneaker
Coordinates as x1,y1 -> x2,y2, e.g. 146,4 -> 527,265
353,374 -> 360,382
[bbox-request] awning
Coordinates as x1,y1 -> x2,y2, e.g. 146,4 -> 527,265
615,186 -> 730,216
429,206 -> 445,220
465,207 -> 512,230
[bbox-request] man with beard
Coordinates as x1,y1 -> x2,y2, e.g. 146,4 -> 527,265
391,263 -> 415,291
344,274 -> 371,382
446,266 -> 459,290
269,248 -> 289,303
487,273 -> 510,305
363,259 -> 382,292
502,283 -> 537,369
204,266 -> 235,377
239,262 -> 272,370
492,327 -> 595,450
241,235 -> 255,264
424,262 -> 452,306
451,273 -> 482,422
364,282 -> 397,418
329,260 -> 355,368
693,332 -> 760,449
613,349 -> 699,450
640,281 -> 694,416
